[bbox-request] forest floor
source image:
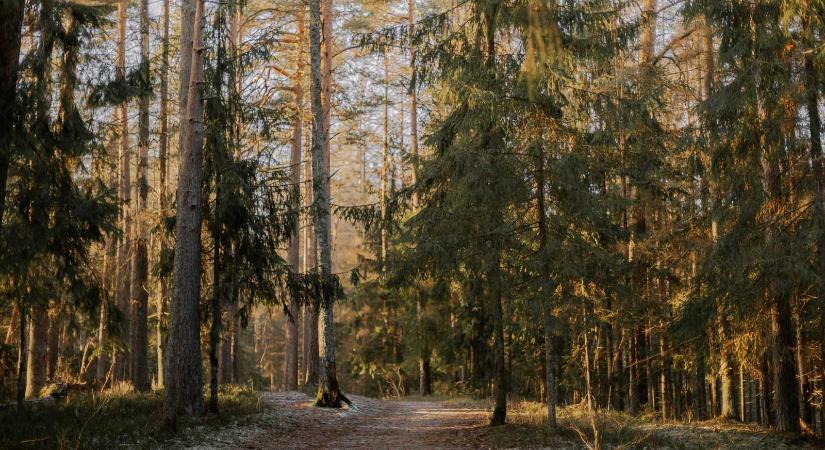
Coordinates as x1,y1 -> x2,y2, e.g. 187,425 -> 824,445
180,391 -> 822,450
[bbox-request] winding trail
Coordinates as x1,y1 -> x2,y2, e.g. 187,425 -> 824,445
242,392 -> 489,449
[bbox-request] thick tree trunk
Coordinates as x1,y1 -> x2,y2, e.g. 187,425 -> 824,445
756,64 -> 800,435
802,10 -> 825,432
26,304 -> 48,398
771,302 -> 800,431
113,0 -> 132,383
0,0 -> 24,227
129,0 -> 151,392
164,0 -> 206,426
310,0 -> 340,407
156,0 -> 171,390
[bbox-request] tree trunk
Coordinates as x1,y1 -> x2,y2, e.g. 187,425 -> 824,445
718,322 -> 734,419
534,146 -> 557,428
660,328 -> 671,420
381,52 -> 389,267
208,238 -> 221,412
26,304 -> 48,398
321,0 -> 332,171
770,303 -> 800,431
802,8 -> 825,431
16,304 -> 26,407
156,0 -> 171,390
0,0 -> 24,227
405,0 -> 431,397
284,13 -> 304,390
639,0 -> 656,65
489,247 -> 507,426
113,0 -> 132,383
129,0 -> 151,392
4,305 -> 18,346
219,300 -> 234,384
47,304 -> 61,380
302,126 -> 319,387
310,0 -> 340,407
164,0 -> 206,426
794,312 -> 812,424
739,363 -> 746,422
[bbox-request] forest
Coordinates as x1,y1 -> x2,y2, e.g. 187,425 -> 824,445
1,0 -> 825,448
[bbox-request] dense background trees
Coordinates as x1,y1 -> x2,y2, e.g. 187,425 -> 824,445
1,0 -> 825,440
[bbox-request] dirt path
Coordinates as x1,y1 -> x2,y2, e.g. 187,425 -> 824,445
181,392 -> 820,450
240,392 -> 489,449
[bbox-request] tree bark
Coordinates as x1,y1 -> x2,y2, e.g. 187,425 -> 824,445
754,22 -> 800,429
113,0 -> 132,383
129,0 -> 151,392
209,238 -> 221,412
4,305 -> 18,346
718,321 -> 734,418
284,12 -> 304,391
321,0 -> 333,171
534,145 -> 557,428
489,248 -> 507,426
164,0 -> 206,426
156,0 -> 171,390
47,304 -> 61,380
310,0 -> 340,407
694,352 -> 707,420
406,0 -> 431,397
770,302 -> 800,431
16,304 -> 25,407
26,304 -> 48,398
302,115 -> 319,386
802,4 -> 825,431
0,0 -> 24,227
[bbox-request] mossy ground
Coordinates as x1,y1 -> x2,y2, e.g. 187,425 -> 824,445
0,384 -> 271,449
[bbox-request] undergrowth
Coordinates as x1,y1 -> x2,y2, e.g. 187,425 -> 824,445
0,384 -> 271,449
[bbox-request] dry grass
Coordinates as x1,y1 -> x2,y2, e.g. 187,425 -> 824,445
468,398 -> 820,449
